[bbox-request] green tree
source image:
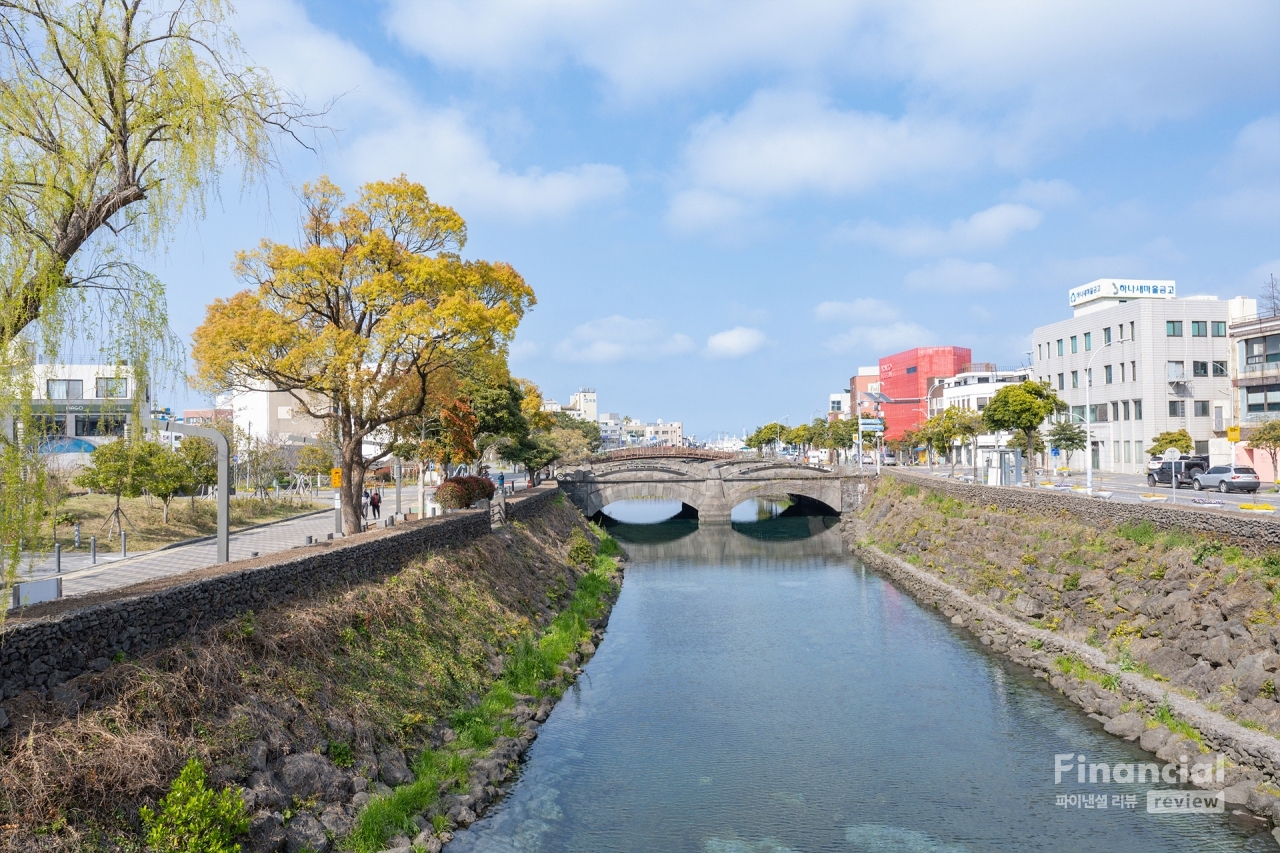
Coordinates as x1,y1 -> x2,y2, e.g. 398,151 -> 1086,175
983,381 -> 1064,485
1047,420 -> 1088,471
552,411 -> 602,453
1149,429 -> 1194,457
949,408 -> 986,479
143,443 -> 193,524
179,436 -> 220,510
746,422 -> 786,456
1006,428 -> 1046,458
192,176 -> 534,534
74,437 -> 150,540
1247,420 -> 1280,490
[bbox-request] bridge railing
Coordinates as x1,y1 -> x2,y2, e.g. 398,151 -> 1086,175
588,447 -> 736,463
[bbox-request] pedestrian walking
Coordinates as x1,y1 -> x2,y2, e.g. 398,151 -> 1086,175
361,489 -> 370,520
370,490 -> 381,519
497,471 -> 505,493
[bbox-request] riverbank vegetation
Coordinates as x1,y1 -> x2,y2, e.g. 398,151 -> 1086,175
0,502 -> 613,851
860,477 -> 1280,739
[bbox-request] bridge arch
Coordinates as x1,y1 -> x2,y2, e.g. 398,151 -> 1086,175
578,479 -> 709,519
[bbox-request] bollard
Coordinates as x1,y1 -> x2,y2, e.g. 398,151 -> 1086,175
305,535 -> 314,545
74,523 -> 81,549
54,542 -> 61,574
121,531 -> 127,559
90,536 -> 96,564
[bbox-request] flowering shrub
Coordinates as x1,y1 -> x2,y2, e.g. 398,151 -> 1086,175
435,476 -> 496,509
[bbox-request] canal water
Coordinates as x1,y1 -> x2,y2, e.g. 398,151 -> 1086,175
447,500 -> 1274,852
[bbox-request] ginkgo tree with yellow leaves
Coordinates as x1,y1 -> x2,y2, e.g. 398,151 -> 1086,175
192,176 -> 535,534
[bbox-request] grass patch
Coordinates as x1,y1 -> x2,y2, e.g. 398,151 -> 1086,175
1062,572 -> 1082,592
1152,697 -> 1204,748
1117,519 -> 1156,545
902,483 -> 920,497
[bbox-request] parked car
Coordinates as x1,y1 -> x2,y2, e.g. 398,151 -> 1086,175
882,451 -> 898,466
1147,455 -> 1210,487
1192,464 -> 1261,493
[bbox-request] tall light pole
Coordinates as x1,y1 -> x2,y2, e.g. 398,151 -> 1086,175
1084,338 -> 1127,495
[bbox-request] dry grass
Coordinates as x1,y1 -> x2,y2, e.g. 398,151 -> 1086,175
0,504 -> 589,851
34,492 -> 324,553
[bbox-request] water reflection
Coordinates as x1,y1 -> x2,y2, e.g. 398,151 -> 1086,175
447,517 -> 1274,853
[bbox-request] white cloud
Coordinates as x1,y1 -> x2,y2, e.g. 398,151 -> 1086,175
1003,179 -> 1081,208
841,203 -> 1042,255
826,322 -> 936,354
813,298 -> 932,353
665,189 -> 751,233
904,258 -> 1012,292
678,90 -> 983,203
704,326 -> 766,358
232,0 -> 627,219
813,298 -> 900,324
383,1 -> 1276,129
1206,115 -> 1280,223
553,315 -> 695,363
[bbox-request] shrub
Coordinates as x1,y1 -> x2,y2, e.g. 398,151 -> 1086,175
567,531 -> 594,566
433,481 -> 467,509
1062,572 -> 1082,592
139,759 -> 249,853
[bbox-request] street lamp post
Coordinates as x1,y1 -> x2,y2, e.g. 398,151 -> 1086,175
1083,339 -> 1126,495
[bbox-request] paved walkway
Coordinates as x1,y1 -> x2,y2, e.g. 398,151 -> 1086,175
13,472 -> 535,601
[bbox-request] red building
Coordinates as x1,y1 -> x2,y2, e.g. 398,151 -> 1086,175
878,346 -> 972,440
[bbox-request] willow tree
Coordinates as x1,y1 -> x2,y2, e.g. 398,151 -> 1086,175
0,0 -> 308,620
192,176 -> 535,534
0,0 -> 310,347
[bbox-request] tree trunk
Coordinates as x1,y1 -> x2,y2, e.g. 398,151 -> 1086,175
1024,429 -> 1036,485
162,497 -> 170,524
339,433 -> 367,535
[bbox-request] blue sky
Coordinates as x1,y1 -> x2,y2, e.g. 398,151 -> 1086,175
152,0 -> 1280,438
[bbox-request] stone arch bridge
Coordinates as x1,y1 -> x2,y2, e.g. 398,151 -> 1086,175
558,449 -> 874,523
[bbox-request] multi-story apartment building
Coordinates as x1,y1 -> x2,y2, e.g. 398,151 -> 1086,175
219,383 -> 327,443
543,388 -> 597,422
927,364 -> 1032,471
1229,304 -> 1278,481
1032,279 -> 1249,474
879,346 -> 972,440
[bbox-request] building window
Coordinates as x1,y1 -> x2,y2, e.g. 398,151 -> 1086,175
905,366 -> 917,374
1135,439 -> 1144,459
1057,373 -> 1065,391
1212,360 -> 1227,377
1245,384 -> 1280,413
830,399 -> 842,412
1193,400 -> 1210,417
1111,401 -> 1119,421
1113,442 -> 1121,463
1087,367 -> 1093,387
1124,441 -> 1132,463
1071,335 -> 1078,353
1131,360 -> 1136,379
1122,400 -> 1130,420
1133,400 -> 1143,420
1071,405 -> 1085,423
1120,363 -> 1126,382
1212,321 -> 1226,337
74,413 -> 125,437
1104,365 -> 1113,384
1192,361 -> 1208,378
95,377 -> 127,398
1084,332 -> 1092,351
1169,400 -> 1185,417
1166,361 -> 1185,381
1166,320 -> 1183,337
1244,334 -> 1280,365
46,379 -> 83,400
1057,339 -> 1064,356
1191,321 -> 1207,337
1090,403 -> 1108,422
1071,370 -> 1078,389
1037,344 -> 1043,361
1103,327 -> 1112,345
1195,440 -> 1209,455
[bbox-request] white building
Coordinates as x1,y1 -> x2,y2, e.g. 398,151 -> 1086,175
542,388 -> 597,422
1032,280 -> 1247,474
828,390 -> 852,420
218,383 -> 327,444
1229,304 -> 1278,481
926,364 -> 1031,472
622,419 -> 683,447
598,412 -> 624,446
31,362 -> 138,444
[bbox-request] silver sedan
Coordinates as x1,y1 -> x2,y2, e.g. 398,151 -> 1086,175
1192,465 -> 1261,493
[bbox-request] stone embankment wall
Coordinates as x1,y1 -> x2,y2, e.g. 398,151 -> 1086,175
890,468 -> 1280,543
0,486 -> 562,701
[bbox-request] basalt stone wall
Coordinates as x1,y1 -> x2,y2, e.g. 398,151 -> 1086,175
0,485 -> 561,701
889,470 -> 1280,545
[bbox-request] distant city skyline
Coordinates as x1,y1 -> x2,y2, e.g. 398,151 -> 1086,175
134,1 -> 1277,436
